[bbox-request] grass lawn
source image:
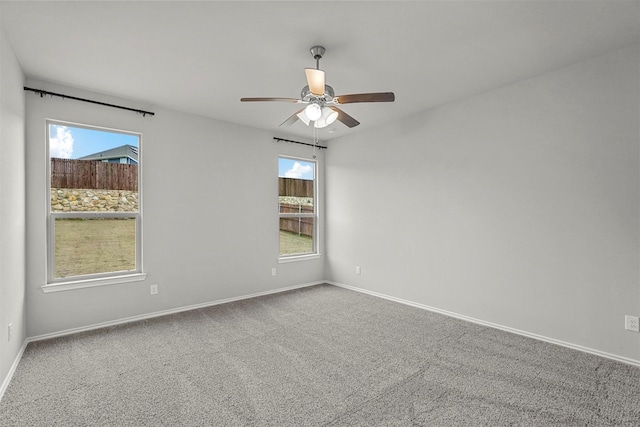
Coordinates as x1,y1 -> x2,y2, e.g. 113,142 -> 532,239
279,230 -> 313,255
54,218 -> 136,278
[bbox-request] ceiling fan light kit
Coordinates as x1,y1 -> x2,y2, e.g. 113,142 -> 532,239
298,106 -> 339,128
240,45 -> 395,130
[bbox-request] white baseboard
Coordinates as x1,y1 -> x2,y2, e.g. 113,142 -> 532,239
0,340 -> 28,403
28,281 -> 324,343
328,281 -> 640,368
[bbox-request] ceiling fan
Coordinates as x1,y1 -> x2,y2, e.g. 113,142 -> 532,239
240,46 -> 395,129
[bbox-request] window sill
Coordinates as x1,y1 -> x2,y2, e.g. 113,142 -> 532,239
42,273 -> 147,293
278,253 -> 321,264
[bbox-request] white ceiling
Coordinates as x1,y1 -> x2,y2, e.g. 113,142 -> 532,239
1,1 -> 638,141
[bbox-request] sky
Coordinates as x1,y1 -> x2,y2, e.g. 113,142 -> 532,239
278,158 -> 314,180
49,124 -> 139,159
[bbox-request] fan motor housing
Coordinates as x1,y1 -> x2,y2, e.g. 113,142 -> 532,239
301,84 -> 334,103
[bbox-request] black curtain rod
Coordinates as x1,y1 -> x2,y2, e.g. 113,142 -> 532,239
273,137 -> 327,149
24,87 -> 155,117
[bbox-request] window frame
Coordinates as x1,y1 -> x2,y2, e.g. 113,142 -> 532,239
43,120 -> 145,292
278,155 -> 319,262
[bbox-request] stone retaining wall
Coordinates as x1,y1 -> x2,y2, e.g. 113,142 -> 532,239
51,192 -> 305,212
51,188 -> 138,212
278,196 -> 313,207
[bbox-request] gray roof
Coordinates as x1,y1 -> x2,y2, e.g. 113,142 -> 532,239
78,145 -> 138,163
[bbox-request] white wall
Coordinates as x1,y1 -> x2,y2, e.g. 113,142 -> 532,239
25,79 -> 324,337
326,45 -> 640,362
0,25 -> 26,388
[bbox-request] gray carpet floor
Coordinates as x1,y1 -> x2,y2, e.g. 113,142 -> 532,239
1,284 -> 639,426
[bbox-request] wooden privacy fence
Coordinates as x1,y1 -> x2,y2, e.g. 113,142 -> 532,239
279,204 -> 313,236
51,158 -> 138,191
279,177 -> 313,197
279,178 -> 314,237
280,217 -> 314,237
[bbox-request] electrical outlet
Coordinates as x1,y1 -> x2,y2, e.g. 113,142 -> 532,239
271,268 -> 277,276
625,315 -> 639,332
150,284 -> 158,295
355,266 -> 361,275
8,323 -> 12,342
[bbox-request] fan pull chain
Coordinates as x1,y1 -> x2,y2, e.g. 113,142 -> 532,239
313,126 -> 318,158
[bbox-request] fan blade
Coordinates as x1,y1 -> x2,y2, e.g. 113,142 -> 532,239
240,97 -> 301,102
330,107 -> 360,128
334,92 -> 395,104
280,108 -> 305,127
305,68 -> 325,96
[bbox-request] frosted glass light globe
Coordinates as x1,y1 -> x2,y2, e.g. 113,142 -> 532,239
304,103 -> 322,121
325,108 -> 338,125
314,107 -> 339,128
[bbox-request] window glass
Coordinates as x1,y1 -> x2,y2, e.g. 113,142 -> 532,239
53,218 -> 136,278
48,121 -> 141,282
278,157 -> 316,257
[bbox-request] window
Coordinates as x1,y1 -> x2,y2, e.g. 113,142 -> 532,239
278,156 -> 317,258
47,121 -> 142,286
